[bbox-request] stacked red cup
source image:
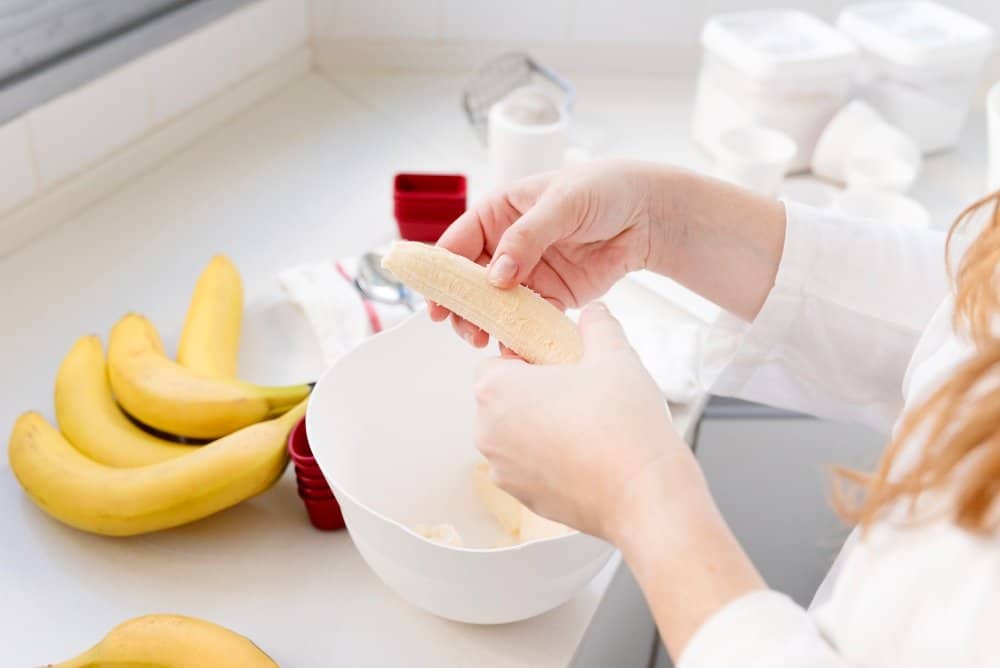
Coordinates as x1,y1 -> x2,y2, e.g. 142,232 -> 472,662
287,416 -> 345,531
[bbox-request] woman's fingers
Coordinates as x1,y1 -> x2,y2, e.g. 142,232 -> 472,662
427,301 -> 450,321
437,206 -> 489,261
451,312 -> 489,348
488,191 -> 575,288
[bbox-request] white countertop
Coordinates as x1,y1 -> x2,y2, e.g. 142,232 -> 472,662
1,67 -> 990,666
0,72 -> 701,668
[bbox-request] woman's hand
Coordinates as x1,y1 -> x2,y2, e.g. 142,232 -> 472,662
433,159 -> 668,346
475,302 -> 766,658
473,302 -> 700,539
436,159 -> 787,344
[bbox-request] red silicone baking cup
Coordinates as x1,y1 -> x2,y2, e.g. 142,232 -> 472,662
395,221 -> 453,243
287,416 -> 317,465
298,485 -> 336,501
297,480 -> 333,496
301,496 -> 346,531
294,462 -> 323,478
296,471 -> 331,489
287,416 -> 344,531
393,173 -> 466,243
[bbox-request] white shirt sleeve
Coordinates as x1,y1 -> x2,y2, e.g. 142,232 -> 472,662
677,590 -> 853,668
698,201 -> 948,432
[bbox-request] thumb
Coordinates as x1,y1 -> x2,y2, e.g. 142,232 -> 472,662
488,192 -> 573,288
578,302 -> 630,355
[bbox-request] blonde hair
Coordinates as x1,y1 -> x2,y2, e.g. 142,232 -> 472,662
834,191 -> 1000,533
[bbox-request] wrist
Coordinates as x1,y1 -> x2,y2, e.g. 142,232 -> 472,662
605,444 -> 712,553
636,164 -> 697,276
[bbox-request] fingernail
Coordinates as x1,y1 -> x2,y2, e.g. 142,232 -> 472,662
463,331 -> 475,345
590,301 -> 608,312
489,255 -> 517,286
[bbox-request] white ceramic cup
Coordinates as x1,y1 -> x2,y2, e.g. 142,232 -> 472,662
988,81 -> 1000,193
813,100 -> 921,191
712,126 -> 797,196
844,121 -> 921,193
812,100 -> 884,182
488,89 -> 570,188
835,188 -> 931,229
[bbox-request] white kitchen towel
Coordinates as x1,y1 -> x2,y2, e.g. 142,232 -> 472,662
602,275 -> 717,403
278,257 -> 417,367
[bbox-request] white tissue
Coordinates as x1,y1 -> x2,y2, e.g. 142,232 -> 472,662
278,260 -> 414,367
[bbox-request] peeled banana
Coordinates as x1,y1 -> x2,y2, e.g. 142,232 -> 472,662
382,241 -> 584,364
178,254 -> 244,379
48,614 -> 277,668
108,313 -> 309,439
472,461 -> 571,543
8,398 -> 305,536
471,460 -> 522,535
55,335 -> 196,467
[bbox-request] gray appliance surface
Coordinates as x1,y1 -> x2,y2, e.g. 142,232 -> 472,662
653,396 -> 885,667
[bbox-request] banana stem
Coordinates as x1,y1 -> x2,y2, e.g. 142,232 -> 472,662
262,383 -> 312,417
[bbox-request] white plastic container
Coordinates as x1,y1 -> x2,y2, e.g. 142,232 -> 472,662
837,1 -> 994,154
692,10 -> 859,171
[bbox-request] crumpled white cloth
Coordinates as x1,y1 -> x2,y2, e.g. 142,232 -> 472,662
602,271 -> 719,403
279,256 -> 715,403
277,256 -> 418,367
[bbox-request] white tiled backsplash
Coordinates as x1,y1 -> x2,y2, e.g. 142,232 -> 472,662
3,0 -> 998,244
311,0 -> 1000,44
0,0 -> 308,221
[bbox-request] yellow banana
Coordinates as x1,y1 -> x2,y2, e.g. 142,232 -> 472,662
55,335 -> 196,467
48,614 -> 277,667
8,398 -> 305,536
108,313 -> 309,439
382,241 -> 584,364
178,254 -> 244,379
472,461 -> 570,543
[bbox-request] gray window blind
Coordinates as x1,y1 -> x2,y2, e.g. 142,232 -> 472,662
0,0 -> 187,85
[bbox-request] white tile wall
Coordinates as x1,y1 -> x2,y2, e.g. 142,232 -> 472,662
146,12 -> 246,124
4,0 -> 309,203
312,0 -> 1000,43
573,0 -> 711,44
27,59 -> 151,187
443,0 -> 573,42
831,0 -> 1000,28
311,0 -> 440,40
0,118 -> 37,214
240,0 -> 309,73
148,0 -> 308,124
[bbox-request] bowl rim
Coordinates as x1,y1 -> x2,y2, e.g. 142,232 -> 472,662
306,310 -> 589,554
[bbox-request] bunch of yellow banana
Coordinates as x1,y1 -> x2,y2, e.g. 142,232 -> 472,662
48,614 -> 278,667
7,255 -> 311,536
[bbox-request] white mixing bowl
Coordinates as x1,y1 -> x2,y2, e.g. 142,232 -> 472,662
306,312 -> 613,624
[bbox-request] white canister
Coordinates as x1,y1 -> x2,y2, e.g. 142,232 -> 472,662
692,10 -> 858,172
988,81 -> 1000,193
488,89 -> 570,188
837,1 -> 994,154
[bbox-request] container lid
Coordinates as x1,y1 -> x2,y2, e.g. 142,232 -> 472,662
837,2 -> 994,69
701,10 -> 858,82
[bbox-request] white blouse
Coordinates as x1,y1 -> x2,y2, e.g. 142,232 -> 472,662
680,202 -> 1000,667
